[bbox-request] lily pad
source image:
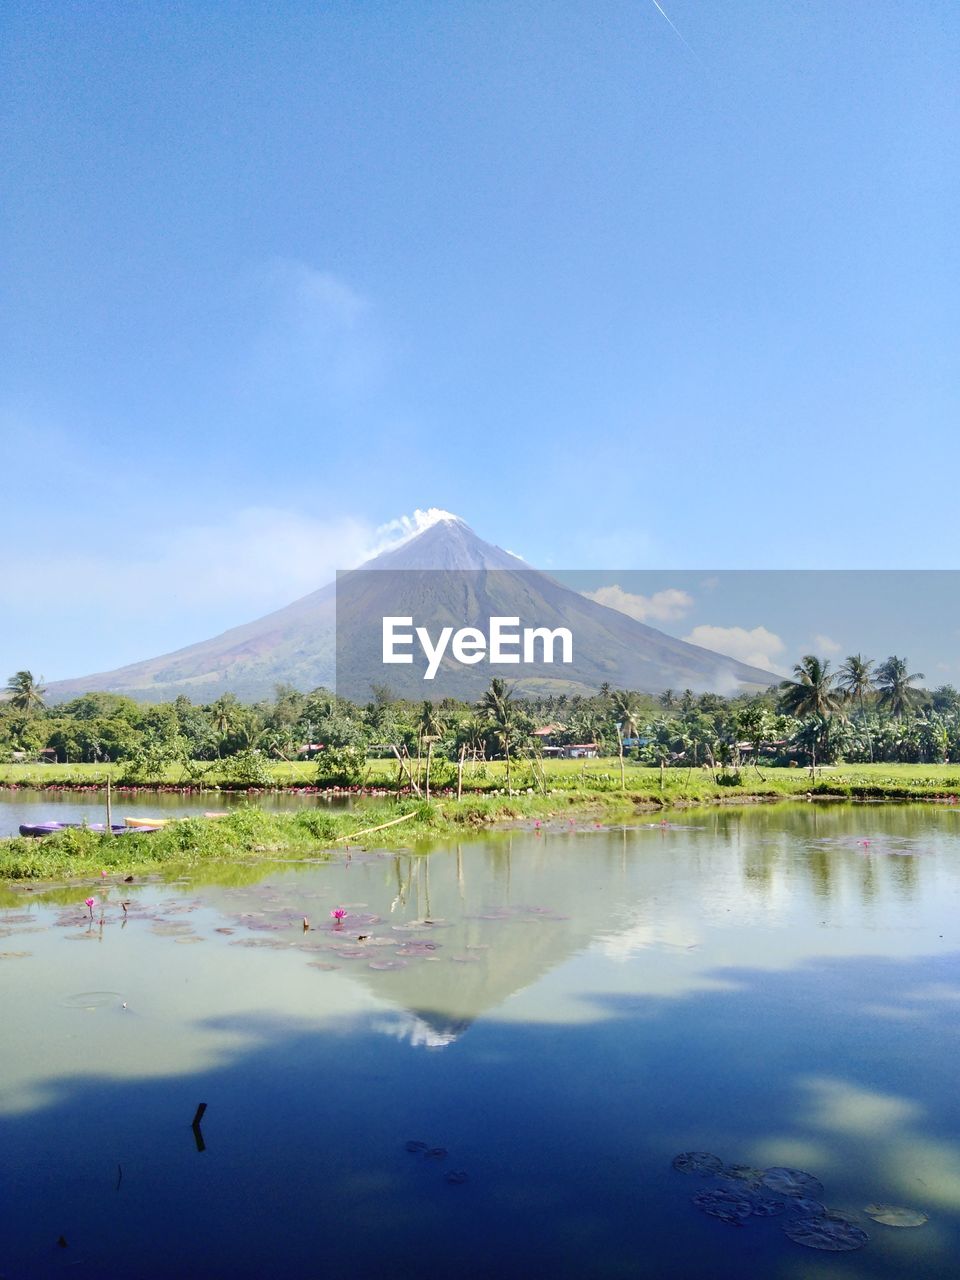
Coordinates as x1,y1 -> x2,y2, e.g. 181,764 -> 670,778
446,1170 -> 469,1184
62,990 -> 124,1010
405,1140 -> 428,1153
672,1151 -> 724,1176
783,1213 -> 868,1251
761,1167 -> 825,1199
864,1203 -> 929,1227
789,1197 -> 827,1218
396,941 -> 440,957
717,1164 -> 764,1187
149,921 -> 195,937
750,1196 -> 787,1218
691,1188 -> 754,1224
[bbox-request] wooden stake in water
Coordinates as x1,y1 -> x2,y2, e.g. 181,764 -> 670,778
192,1102 -> 208,1153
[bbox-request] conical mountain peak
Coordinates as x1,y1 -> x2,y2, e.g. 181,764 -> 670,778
362,515 -> 523,572
45,511 -> 776,702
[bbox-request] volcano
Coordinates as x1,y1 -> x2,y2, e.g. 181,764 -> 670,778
45,515 -> 777,703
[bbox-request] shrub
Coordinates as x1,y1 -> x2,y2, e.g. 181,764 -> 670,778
221,749 -> 272,787
316,746 -> 367,788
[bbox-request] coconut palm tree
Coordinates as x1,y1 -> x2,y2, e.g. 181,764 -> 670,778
875,655 -> 925,719
778,656 -> 844,720
477,678 -> 519,790
210,693 -> 241,756
610,690 -> 643,790
5,670 -> 45,714
837,655 -> 875,714
643,718 -> 677,789
778,656 -> 844,773
837,654 -> 876,760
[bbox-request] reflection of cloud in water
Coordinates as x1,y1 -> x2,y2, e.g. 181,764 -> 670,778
594,915 -> 701,961
801,1076 -> 921,1137
371,1010 -> 466,1050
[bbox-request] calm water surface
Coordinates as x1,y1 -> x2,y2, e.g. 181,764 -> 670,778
2,803 -> 960,1278
0,787 -> 352,836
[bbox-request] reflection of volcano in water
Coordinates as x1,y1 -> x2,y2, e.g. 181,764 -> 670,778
339,844 -> 605,1045
199,833 -> 634,1046
193,807 -> 932,1048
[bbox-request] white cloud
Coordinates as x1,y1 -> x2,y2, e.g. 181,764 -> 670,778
583,585 -> 694,624
0,503 -> 476,678
372,507 -> 462,547
0,505 -> 466,617
683,624 -> 787,674
813,633 -> 842,654
240,260 -> 383,404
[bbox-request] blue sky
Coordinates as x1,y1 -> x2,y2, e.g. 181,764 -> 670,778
2,1 -> 957,682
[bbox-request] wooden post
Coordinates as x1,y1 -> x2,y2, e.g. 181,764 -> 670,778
457,744 -> 465,801
425,741 -> 433,802
105,773 -> 113,834
390,744 -> 421,797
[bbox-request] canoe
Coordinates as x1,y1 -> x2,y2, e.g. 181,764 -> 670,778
124,816 -> 173,828
19,822 -> 130,838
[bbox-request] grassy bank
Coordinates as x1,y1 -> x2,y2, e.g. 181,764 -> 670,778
0,793 -> 632,882
3,764 -> 960,883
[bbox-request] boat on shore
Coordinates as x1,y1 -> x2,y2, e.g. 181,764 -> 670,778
18,821 -> 140,838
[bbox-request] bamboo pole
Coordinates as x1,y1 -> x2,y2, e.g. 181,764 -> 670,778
333,810 -> 419,843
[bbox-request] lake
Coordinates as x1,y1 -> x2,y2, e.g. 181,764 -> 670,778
2,802 -> 959,1278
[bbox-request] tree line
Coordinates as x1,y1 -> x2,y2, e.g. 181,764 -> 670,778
3,654 -> 960,786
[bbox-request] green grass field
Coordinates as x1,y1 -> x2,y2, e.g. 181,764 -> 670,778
2,757 -> 960,800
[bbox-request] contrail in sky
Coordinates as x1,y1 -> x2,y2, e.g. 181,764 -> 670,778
649,0 -> 705,66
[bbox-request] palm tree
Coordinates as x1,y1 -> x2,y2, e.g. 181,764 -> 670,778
643,718 -> 676,789
838,654 -> 875,760
5,670 -> 45,714
478,678 -> 519,790
837,655 -> 875,714
778,656 -> 844,773
778,656 -> 844,720
610,690 -> 643,790
210,694 -> 241,756
875,655 -> 925,719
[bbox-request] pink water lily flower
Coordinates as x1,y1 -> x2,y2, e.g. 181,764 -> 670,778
331,908 -> 347,928
85,897 -> 96,917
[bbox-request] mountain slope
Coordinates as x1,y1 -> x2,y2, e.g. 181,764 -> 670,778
46,516 -> 776,702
